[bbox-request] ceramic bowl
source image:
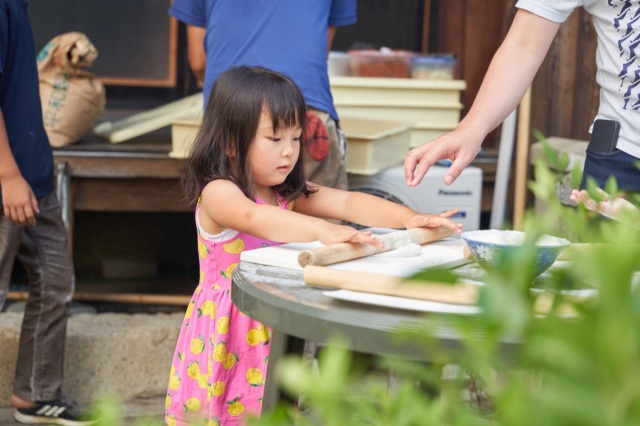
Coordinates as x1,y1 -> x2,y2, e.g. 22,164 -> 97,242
460,230 -> 571,277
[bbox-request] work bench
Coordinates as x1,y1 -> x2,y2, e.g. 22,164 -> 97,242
7,117 -> 195,306
53,141 -> 189,246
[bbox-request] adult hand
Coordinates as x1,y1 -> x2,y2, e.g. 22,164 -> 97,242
1,174 -> 39,226
404,127 -> 483,187
404,209 -> 464,234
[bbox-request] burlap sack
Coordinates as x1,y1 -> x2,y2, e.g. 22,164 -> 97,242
37,32 -> 106,147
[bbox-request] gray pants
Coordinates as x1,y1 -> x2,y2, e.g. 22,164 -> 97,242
0,192 -> 74,402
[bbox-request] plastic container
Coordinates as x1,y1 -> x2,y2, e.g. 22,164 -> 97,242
347,49 -> 415,78
329,76 -> 466,146
328,51 -> 351,77
170,117 -> 201,158
340,116 -> 412,175
410,55 -> 457,80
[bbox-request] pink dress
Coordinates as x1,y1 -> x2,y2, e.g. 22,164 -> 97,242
165,195 -> 291,426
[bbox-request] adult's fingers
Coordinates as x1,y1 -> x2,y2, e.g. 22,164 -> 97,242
405,145 -> 439,187
442,157 -> 467,185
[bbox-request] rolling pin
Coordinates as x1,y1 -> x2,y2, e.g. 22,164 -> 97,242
303,265 -> 479,305
297,226 -> 454,267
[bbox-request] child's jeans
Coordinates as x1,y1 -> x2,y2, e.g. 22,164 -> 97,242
0,192 -> 74,402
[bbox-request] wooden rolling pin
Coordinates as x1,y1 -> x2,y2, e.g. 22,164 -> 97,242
297,226 -> 454,267
303,265 -> 479,305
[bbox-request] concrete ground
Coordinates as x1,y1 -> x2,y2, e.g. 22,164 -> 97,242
0,396 -> 166,425
0,301 -> 183,426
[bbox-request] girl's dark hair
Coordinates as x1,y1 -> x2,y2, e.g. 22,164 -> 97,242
182,65 -> 315,207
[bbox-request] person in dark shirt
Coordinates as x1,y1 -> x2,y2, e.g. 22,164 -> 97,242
0,0 -> 97,424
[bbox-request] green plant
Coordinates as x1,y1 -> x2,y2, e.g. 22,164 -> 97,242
255,139 -> 640,426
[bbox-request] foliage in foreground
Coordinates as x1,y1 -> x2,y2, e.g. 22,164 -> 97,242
254,141 -> 640,426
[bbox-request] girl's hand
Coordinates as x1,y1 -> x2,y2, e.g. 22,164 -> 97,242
404,209 -> 464,234
318,224 -> 384,248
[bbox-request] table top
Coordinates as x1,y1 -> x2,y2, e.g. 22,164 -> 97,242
232,261 -> 520,362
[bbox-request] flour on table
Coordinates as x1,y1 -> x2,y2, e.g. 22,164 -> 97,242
372,243 -> 422,258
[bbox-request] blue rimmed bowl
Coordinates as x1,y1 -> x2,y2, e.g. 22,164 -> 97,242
461,230 -> 571,277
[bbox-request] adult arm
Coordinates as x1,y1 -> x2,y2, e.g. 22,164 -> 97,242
404,9 -> 561,187
0,108 -> 38,225
186,24 -> 206,86
327,26 -> 337,54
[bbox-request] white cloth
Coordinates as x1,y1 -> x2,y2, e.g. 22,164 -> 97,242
516,0 -> 640,158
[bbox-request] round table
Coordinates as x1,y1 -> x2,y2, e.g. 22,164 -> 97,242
232,261 -> 520,409
232,261 -> 478,360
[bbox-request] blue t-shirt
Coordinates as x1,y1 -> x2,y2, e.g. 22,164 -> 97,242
0,0 -> 54,203
169,0 -> 357,121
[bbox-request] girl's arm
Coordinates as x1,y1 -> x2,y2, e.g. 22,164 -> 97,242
294,184 -> 463,233
199,180 -> 385,247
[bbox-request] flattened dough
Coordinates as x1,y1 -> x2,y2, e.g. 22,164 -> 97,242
372,243 -> 422,258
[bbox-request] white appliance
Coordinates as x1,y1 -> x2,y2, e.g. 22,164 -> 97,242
348,165 -> 482,231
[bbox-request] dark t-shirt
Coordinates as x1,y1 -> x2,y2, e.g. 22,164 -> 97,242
0,0 -> 54,203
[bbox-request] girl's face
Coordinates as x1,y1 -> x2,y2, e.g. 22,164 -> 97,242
248,110 -> 302,193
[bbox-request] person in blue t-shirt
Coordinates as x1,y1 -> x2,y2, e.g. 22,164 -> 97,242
169,0 -> 357,190
0,1 -> 97,424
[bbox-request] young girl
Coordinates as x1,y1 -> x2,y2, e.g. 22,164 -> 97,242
165,66 -> 463,426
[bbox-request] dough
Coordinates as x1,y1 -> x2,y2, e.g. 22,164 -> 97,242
372,243 -> 422,258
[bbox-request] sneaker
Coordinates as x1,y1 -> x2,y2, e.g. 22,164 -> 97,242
14,396 -> 99,426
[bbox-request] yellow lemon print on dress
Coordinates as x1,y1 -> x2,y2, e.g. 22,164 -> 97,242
198,240 -> 209,258
197,374 -> 208,390
216,316 -> 229,334
198,300 -> 216,320
246,329 -> 260,346
208,417 -> 221,426
246,368 -> 263,386
213,342 -> 227,362
223,352 -> 239,369
212,381 -> 225,396
258,324 -> 270,344
226,396 -> 245,417
168,374 -> 180,390
220,262 -> 239,279
223,238 -> 245,254
185,300 -> 195,319
166,413 -> 177,426
165,393 -> 171,410
184,397 -> 202,412
190,336 -> 205,355
187,362 -> 200,379
199,268 -> 205,284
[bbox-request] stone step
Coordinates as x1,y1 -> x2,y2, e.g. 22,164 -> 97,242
0,311 -> 183,407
